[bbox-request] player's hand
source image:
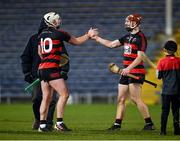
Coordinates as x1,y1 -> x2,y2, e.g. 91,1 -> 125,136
121,68 -> 130,76
91,35 -> 99,40
87,27 -> 99,38
24,73 -> 34,83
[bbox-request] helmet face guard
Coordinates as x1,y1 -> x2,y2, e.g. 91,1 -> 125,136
125,14 -> 142,32
44,12 -> 61,28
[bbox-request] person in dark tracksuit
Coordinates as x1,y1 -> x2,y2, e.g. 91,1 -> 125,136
157,40 -> 180,135
20,19 -> 62,130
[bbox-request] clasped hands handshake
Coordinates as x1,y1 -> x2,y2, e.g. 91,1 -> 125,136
87,27 -> 99,40
86,27 -> 130,76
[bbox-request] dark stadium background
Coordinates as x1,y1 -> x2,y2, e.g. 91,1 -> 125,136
0,0 -> 179,104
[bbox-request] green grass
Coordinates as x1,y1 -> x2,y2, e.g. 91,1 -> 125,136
0,103 -> 179,140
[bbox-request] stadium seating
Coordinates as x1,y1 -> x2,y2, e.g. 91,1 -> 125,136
0,0 -> 179,104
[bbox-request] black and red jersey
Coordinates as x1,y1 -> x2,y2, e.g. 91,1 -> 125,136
157,55 -> 180,95
119,31 -> 147,75
38,27 -> 71,69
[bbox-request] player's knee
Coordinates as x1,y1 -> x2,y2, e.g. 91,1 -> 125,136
61,92 -> 69,100
42,96 -> 52,106
117,97 -> 126,104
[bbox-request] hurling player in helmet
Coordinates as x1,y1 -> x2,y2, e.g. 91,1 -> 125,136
92,14 -> 155,131
21,18 -> 58,130
38,12 -> 98,132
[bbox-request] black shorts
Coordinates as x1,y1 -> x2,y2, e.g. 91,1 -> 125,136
119,74 -> 145,85
38,67 -> 68,82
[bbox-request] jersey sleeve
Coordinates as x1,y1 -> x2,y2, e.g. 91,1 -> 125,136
118,35 -> 126,45
156,60 -> 163,79
59,30 -> 71,42
137,33 -> 147,52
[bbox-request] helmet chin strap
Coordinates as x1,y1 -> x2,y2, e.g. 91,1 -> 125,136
130,23 -> 138,29
44,18 -> 60,29
126,22 -> 139,32
44,19 -> 55,27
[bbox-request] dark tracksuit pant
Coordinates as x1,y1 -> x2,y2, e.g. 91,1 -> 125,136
161,94 -> 179,133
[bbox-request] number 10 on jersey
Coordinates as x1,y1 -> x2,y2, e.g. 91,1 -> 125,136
40,38 -> 53,53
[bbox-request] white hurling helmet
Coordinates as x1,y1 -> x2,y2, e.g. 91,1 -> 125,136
43,12 -> 61,27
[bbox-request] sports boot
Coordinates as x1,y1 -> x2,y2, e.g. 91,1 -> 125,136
107,124 -> 121,131
142,123 -> 155,130
54,123 -> 71,131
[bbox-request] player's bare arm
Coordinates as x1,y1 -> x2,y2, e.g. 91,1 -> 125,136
93,36 -> 121,48
68,28 -> 98,45
121,51 -> 144,75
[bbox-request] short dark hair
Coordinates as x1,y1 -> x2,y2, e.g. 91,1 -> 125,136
164,40 -> 177,52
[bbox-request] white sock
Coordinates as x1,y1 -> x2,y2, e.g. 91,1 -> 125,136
40,124 -> 46,128
114,123 -> 120,126
57,121 -> 63,125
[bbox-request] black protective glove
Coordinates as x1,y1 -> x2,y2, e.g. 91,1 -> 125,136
61,71 -> 68,80
24,73 -> 34,83
60,62 -> 69,80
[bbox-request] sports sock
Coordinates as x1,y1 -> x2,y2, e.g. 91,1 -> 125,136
40,120 -> 46,128
57,118 -> 63,125
145,117 -> 153,125
114,119 -> 122,125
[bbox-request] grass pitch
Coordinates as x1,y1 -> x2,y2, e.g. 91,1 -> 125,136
0,103 -> 179,140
